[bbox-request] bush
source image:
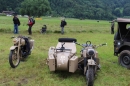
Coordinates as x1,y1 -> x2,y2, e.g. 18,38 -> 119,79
0,13 -> 6,16
0,28 -> 12,33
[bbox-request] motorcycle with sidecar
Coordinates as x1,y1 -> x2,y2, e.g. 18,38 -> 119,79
9,35 -> 34,68
47,38 -> 106,86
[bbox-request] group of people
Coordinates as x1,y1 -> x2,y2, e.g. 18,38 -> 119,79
13,14 -> 116,35
13,14 -> 67,35
13,14 -> 35,35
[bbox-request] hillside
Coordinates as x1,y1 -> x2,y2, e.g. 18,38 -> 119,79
0,0 -> 130,20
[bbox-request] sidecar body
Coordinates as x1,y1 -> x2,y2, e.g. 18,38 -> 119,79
47,38 -> 78,73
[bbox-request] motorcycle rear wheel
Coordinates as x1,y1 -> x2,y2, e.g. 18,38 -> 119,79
9,50 -> 20,68
86,66 -> 94,86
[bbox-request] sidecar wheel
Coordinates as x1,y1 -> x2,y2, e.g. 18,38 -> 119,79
86,66 -> 94,86
119,50 -> 130,69
9,50 -> 20,68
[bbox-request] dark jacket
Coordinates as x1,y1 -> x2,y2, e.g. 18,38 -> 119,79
60,20 -> 67,27
13,17 -> 20,26
111,22 -> 114,28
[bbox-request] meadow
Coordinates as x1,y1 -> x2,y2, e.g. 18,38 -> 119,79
0,16 -> 130,86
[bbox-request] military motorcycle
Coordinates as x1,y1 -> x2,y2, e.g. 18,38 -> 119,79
47,38 -> 106,86
9,36 -> 34,68
76,41 -> 106,86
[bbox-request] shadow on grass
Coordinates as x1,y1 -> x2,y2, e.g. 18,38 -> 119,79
50,70 -> 84,79
0,28 -> 109,34
0,28 -> 12,33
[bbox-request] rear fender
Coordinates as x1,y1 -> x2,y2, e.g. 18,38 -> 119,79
29,40 -> 34,50
10,46 -> 18,50
47,47 -> 56,71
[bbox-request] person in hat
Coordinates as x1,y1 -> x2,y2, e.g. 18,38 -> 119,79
13,14 -> 20,34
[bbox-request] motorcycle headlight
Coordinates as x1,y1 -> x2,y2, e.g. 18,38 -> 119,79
13,38 -> 18,44
87,49 -> 95,56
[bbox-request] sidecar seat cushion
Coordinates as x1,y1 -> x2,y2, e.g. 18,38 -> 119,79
58,38 -> 77,42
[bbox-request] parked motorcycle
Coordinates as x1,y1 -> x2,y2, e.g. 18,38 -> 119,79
47,38 -> 106,86
76,41 -> 107,86
9,36 -> 34,68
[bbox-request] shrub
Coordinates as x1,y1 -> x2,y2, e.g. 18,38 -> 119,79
0,13 -> 6,16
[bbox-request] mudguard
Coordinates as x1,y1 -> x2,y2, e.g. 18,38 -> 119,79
88,59 -> 96,65
69,56 -> 78,73
29,40 -> 34,50
10,46 -> 18,50
48,47 -> 56,71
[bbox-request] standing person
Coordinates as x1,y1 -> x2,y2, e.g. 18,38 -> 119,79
27,16 -> 34,35
60,19 -> 67,34
13,14 -> 20,34
111,20 -> 115,34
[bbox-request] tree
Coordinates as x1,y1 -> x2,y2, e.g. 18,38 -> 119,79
123,3 -> 130,16
113,8 -> 122,17
0,0 -> 130,20
20,0 -> 51,17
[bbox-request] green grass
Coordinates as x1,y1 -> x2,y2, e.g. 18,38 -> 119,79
0,16 -> 130,86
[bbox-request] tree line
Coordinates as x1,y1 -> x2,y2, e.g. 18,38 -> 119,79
0,0 -> 130,20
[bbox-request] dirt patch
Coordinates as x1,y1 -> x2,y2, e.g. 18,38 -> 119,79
17,78 -> 28,86
0,49 -> 5,52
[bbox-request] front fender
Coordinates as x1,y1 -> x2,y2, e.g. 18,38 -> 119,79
88,59 -> 96,65
10,46 -> 18,50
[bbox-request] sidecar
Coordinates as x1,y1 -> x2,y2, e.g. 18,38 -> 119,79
47,38 -> 78,73
47,38 -> 105,86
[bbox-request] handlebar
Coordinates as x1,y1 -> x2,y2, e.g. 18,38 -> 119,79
75,42 -> 107,49
75,42 -> 84,47
93,43 -> 107,49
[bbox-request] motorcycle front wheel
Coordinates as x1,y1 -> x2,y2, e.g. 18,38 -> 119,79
9,50 -> 20,68
86,66 -> 94,86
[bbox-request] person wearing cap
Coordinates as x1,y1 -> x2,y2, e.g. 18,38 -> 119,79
13,14 -> 20,34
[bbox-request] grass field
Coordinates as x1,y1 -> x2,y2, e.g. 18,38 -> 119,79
0,16 -> 130,86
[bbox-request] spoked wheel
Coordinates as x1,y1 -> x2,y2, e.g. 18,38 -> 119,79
119,50 -> 130,69
86,66 -> 94,86
9,49 -> 20,68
